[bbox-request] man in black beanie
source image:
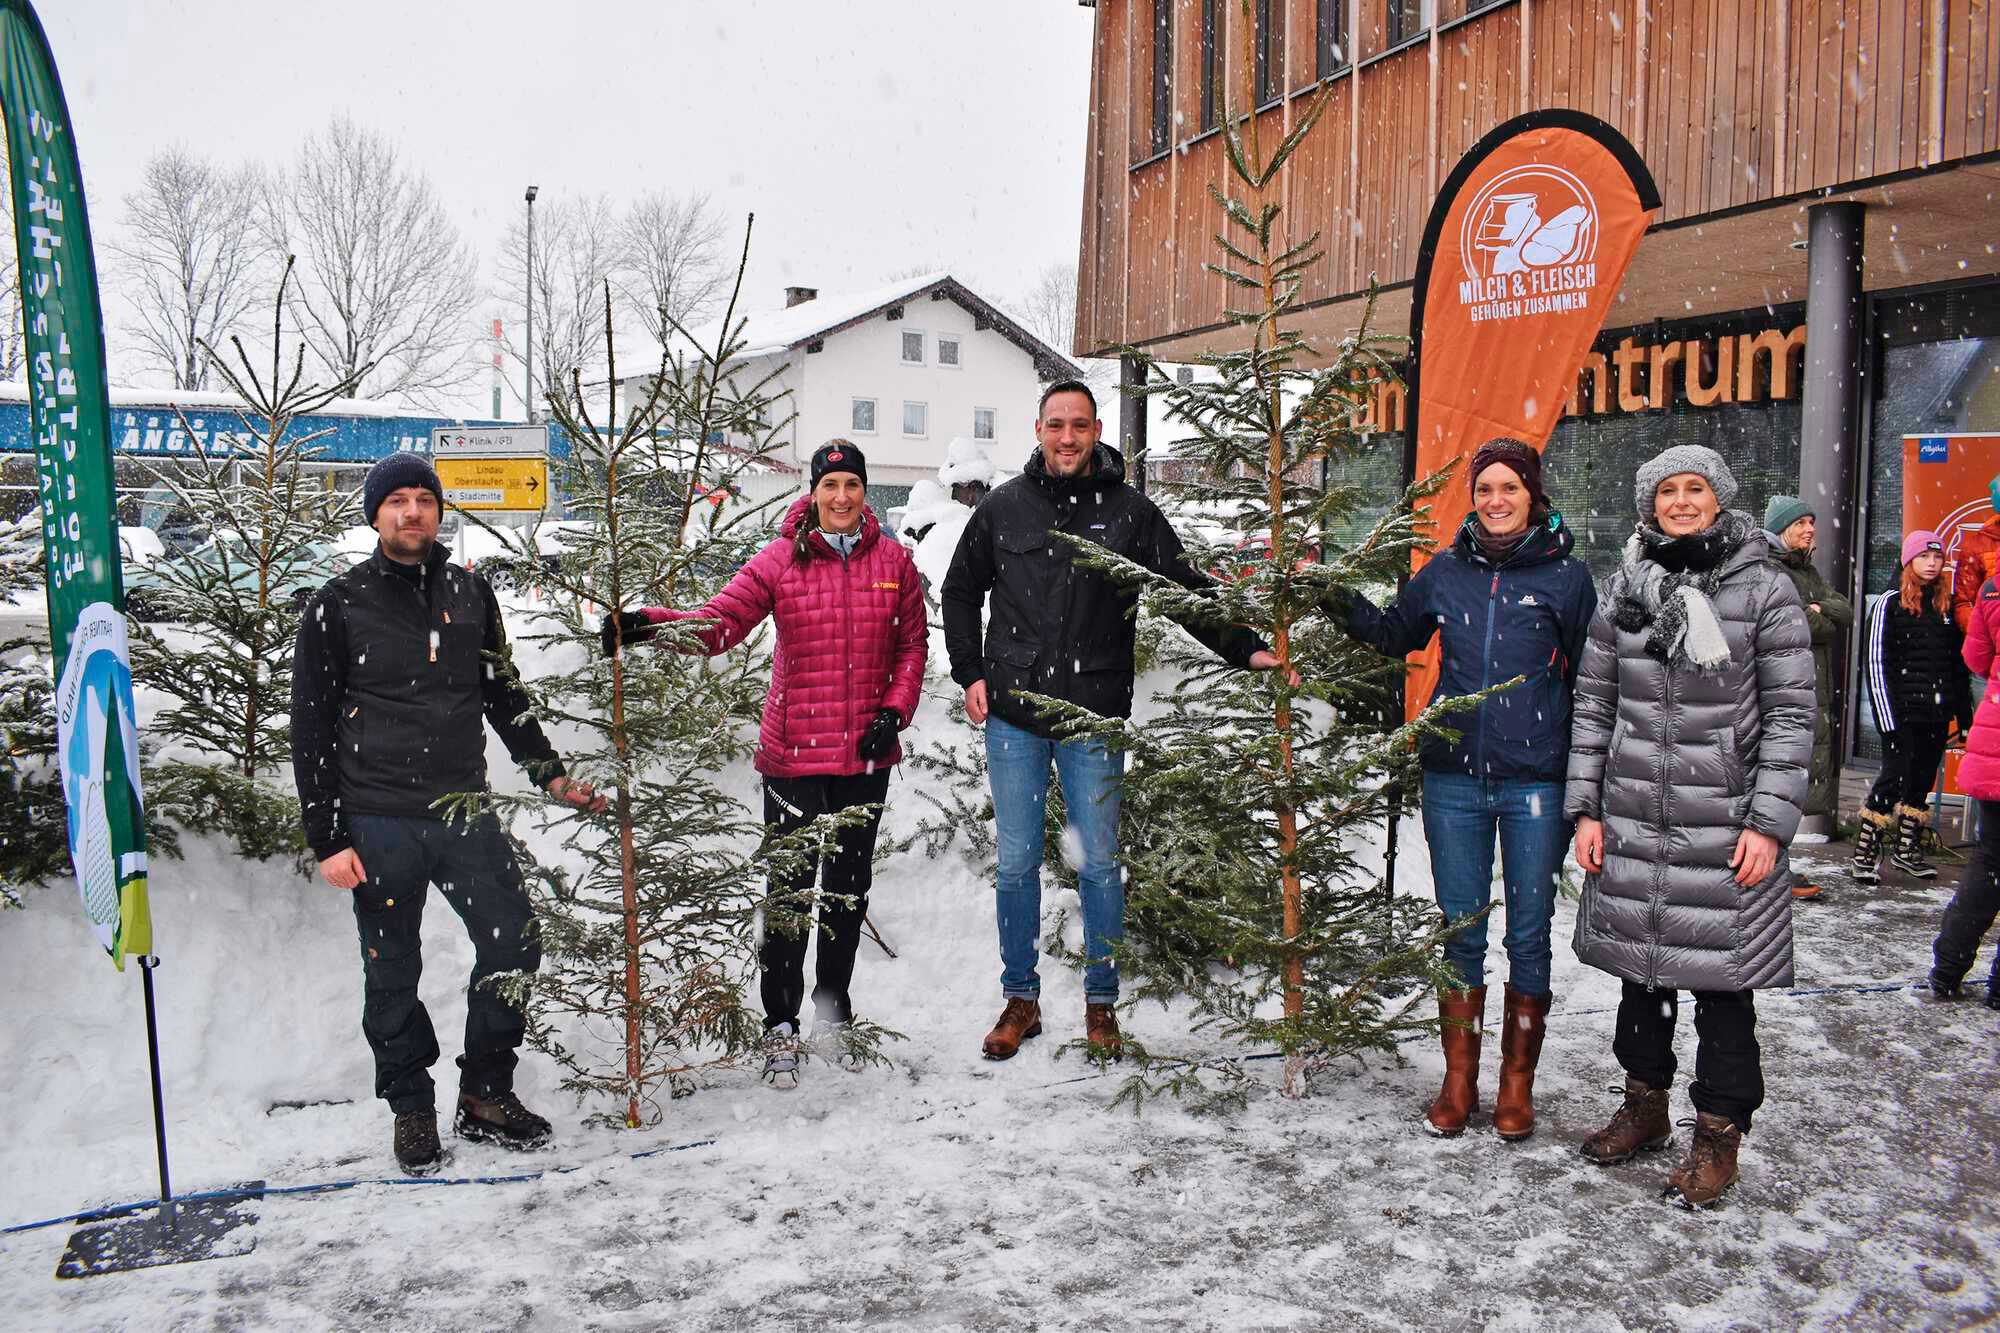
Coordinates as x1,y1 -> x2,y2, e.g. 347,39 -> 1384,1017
291,450 -> 603,1173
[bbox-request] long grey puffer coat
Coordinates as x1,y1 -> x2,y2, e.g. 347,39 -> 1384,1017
1564,535 -> 1815,991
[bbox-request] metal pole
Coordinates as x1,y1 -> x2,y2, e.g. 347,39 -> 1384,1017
524,185 -> 539,422
1119,354 -> 1148,494
139,956 -> 176,1228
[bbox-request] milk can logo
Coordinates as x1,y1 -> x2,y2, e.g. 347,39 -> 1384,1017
1455,164 -> 1601,324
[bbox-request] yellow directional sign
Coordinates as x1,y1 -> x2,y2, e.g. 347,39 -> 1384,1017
435,456 -> 549,512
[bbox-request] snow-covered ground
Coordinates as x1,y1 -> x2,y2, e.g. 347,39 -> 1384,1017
3,602 -> 1998,1330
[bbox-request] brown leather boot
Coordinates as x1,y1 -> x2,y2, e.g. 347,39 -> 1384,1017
1664,1112 -> 1742,1208
981,997 -> 1042,1060
1084,1002 -> 1122,1059
1579,1077 -> 1673,1164
1492,985 -> 1550,1141
1424,986 -> 1485,1137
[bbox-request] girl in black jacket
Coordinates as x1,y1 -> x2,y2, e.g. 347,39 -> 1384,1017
1856,530 -> 1972,882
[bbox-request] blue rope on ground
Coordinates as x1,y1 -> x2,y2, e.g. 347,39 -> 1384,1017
0,1138 -> 718,1237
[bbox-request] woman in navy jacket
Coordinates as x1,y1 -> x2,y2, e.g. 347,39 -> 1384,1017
1329,437 -> 1597,1141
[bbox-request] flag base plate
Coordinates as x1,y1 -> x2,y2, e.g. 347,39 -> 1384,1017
56,1182 -> 264,1279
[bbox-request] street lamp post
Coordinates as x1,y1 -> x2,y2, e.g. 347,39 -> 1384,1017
524,184 -> 538,421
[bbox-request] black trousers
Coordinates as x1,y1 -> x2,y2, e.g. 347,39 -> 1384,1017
1935,797 -> 2000,990
1612,981 -> 1763,1132
1866,723 -> 1949,816
348,812 -> 541,1114
760,769 -> 892,1030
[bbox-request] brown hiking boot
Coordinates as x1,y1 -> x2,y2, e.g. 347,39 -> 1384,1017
1492,985 -> 1550,1141
1664,1112 -> 1742,1208
981,997 -> 1043,1060
1579,1077 -> 1673,1164
1424,986 -> 1485,1137
1085,1002 -> 1122,1059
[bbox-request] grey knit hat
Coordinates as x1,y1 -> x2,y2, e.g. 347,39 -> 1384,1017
1762,494 -> 1814,536
1634,444 -> 1737,518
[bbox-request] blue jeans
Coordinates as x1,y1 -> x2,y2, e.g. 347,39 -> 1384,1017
986,715 -> 1126,1003
1419,772 -> 1566,996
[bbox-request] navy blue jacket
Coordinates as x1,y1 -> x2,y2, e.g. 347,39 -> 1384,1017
1345,513 -> 1597,783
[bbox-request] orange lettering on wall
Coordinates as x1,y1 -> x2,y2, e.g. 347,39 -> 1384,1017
1736,325 -> 1807,401
1647,341 -> 1685,410
1685,336 -> 1736,406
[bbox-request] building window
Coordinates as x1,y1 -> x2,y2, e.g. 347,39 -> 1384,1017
851,398 -> 877,434
901,330 -> 925,364
1316,0 -> 1348,75
1200,0 -> 1222,131
1254,0 -> 1284,106
973,407 -> 996,440
1150,0 -> 1172,156
938,336 -> 961,368
1386,0 -> 1426,47
903,401 -> 928,438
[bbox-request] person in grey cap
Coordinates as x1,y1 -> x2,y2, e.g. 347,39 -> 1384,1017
1761,495 -> 1853,899
291,450 -> 605,1173
1565,443 -> 1813,1208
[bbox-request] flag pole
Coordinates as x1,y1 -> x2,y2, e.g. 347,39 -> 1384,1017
138,956 -> 175,1228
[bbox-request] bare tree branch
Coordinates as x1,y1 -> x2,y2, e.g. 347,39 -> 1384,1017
614,190 -> 727,347
494,192 -> 622,414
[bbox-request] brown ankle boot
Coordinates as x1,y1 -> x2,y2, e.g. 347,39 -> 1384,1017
1664,1112 -> 1742,1208
1579,1077 -> 1673,1164
981,997 -> 1042,1060
1084,1002 -> 1122,1059
1424,986 -> 1485,1137
1492,985 -> 1550,1141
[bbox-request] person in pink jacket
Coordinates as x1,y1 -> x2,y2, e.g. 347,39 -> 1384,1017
602,442 -> 929,1084
1932,574 -> 2000,1009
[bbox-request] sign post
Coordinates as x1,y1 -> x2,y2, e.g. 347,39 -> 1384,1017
431,424 -> 551,515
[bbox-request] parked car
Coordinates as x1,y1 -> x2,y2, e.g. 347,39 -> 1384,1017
123,532 -> 344,623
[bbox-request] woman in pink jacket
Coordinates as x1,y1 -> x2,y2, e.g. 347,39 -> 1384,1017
603,442 -> 929,1084
1934,574 -> 2000,1009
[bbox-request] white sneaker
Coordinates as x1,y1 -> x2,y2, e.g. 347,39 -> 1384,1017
762,1022 -> 800,1090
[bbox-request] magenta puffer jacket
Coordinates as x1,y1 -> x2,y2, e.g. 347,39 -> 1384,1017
641,496 -> 927,779
1957,577 -> 2000,800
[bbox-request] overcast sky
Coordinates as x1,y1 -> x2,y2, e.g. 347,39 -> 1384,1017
40,1 -> 1099,411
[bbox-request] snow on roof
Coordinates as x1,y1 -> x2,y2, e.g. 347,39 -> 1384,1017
0,380 -> 415,419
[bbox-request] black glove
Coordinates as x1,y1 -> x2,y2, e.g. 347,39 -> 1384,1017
1319,583 -> 1357,624
857,708 -> 901,761
600,609 -> 660,658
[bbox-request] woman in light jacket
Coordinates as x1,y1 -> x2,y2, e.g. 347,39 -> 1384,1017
602,442 -> 927,1087
1565,445 -> 1813,1209
1931,572 -> 2000,1007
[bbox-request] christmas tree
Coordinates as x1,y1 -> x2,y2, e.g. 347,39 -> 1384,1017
1030,48 -> 1488,1106
460,221 -> 889,1127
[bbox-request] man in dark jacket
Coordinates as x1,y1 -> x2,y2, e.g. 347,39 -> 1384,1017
941,380 -> 1285,1060
1761,495 -> 1855,899
291,452 -> 601,1173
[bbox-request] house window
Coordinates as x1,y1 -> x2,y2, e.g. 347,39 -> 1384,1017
1316,0 -> 1348,75
1254,0 -> 1284,106
973,407 -> 996,440
1150,0 -> 1172,156
938,336 -> 962,368
851,398 -> 877,434
901,330 -> 926,364
1200,0 -> 1222,131
1386,0 -> 1426,46
903,401 -> 928,438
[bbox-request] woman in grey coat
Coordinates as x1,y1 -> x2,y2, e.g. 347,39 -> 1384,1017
1565,445 -> 1813,1209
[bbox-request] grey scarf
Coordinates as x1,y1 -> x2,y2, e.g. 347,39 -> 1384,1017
1609,510 -> 1758,672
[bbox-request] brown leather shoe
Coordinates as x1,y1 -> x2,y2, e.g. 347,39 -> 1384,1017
1664,1112 -> 1742,1208
1579,1076 -> 1673,1164
1492,985 -> 1550,1141
981,997 -> 1043,1060
1424,986 -> 1485,1136
1084,1002 -> 1122,1059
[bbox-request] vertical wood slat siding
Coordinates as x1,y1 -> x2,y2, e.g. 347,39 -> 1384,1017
1082,0 -> 1997,353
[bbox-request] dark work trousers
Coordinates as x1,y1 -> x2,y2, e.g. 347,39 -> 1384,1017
347,811 -> 541,1114
1935,797 -> 2000,991
1866,724 -> 1950,815
759,769 -> 892,1031
1612,981 -> 1764,1132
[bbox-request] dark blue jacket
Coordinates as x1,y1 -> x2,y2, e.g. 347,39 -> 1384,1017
1345,512 -> 1597,783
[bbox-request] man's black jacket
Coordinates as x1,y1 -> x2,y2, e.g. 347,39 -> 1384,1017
290,543 -> 561,861
940,443 -> 1265,737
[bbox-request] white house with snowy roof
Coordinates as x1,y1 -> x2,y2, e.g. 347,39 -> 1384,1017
622,273 -> 1084,497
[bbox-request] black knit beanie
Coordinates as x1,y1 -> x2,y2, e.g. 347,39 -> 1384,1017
364,452 -> 444,524
810,440 -> 867,489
